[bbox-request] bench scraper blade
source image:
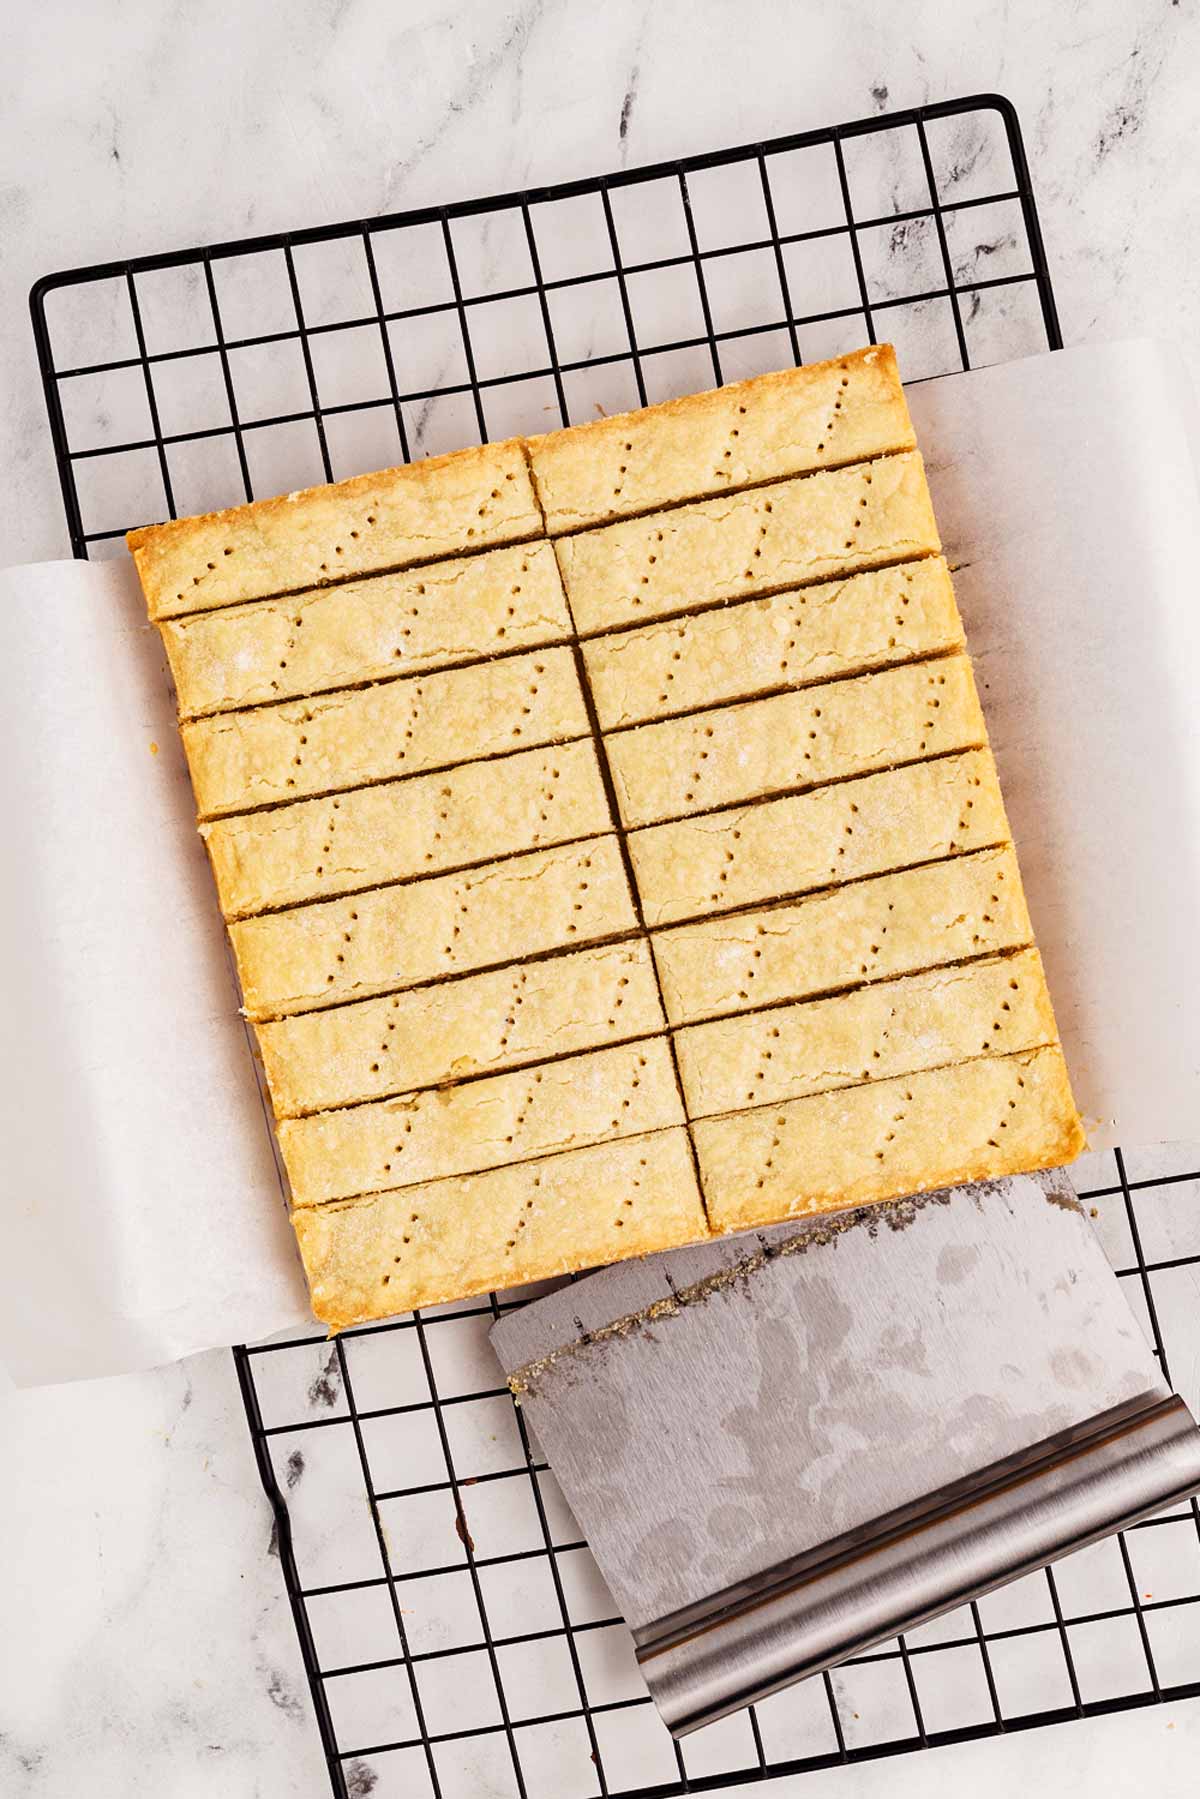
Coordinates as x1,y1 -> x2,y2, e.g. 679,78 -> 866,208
491,1169 -> 1200,1736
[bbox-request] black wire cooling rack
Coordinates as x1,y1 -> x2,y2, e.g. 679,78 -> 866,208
30,95 -> 1200,1799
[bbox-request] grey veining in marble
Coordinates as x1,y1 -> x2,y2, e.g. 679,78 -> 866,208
0,1352 -> 329,1797
3,0 -> 1199,569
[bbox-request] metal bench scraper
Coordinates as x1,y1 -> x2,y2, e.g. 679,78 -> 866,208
490,1170 -> 1200,1737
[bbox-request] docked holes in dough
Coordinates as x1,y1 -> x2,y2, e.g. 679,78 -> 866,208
182,645 -> 588,817
694,1047 -> 1084,1233
203,738 -> 612,919
673,947 -> 1056,1118
255,941 -> 666,1117
581,557 -> 962,729
557,451 -> 939,635
605,654 -> 984,828
290,1126 -> 708,1328
528,347 -> 914,532
131,440 -> 541,619
628,750 -> 1009,927
229,836 -> 638,1019
650,847 -> 1032,1025
159,540 -> 571,719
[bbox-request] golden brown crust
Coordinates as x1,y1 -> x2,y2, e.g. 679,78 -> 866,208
695,1046 -> 1086,1233
674,948 -> 1057,1117
527,346 -> 914,532
651,847 -> 1032,1024
201,739 -> 610,919
629,749 -> 1011,927
582,557 -> 963,729
556,451 -> 941,635
129,439 -> 542,620
182,647 -> 589,818
229,836 -> 636,1020
291,1126 -> 708,1328
257,941 -> 665,1117
159,541 -> 569,720
605,653 -> 985,829
279,1038 -> 684,1206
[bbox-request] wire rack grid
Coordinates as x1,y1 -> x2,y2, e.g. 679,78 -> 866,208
30,94 -> 1200,1799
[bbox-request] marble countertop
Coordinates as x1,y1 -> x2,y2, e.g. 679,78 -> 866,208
3,0 -> 1200,1792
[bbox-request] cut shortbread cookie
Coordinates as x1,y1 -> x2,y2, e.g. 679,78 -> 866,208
183,646 -> 589,817
629,748 -> 1010,926
159,540 -> 570,718
694,1045 -> 1085,1232
606,653 -> 985,828
130,439 -> 542,619
527,346 -> 914,532
203,738 -> 610,918
652,846 -> 1032,1024
230,836 -> 636,1019
257,941 -> 665,1118
556,451 -> 940,635
583,557 -> 963,729
674,947 -> 1056,1117
292,1127 -> 707,1329
279,1037 -> 684,1206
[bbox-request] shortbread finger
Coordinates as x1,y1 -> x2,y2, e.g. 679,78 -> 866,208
159,540 -> 569,719
528,346 -> 914,532
630,748 -> 1010,926
652,846 -> 1031,1024
184,646 -> 588,818
606,653 -> 984,828
204,738 -> 610,919
129,439 -> 541,619
695,1046 -> 1085,1233
583,557 -> 963,729
280,1038 -> 683,1206
292,1127 -> 707,1328
230,836 -> 635,1019
557,451 -> 940,635
675,947 -> 1056,1117
257,941 -> 665,1117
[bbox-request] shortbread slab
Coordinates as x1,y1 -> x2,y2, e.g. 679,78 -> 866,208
675,948 -> 1055,1117
257,941 -> 665,1117
528,347 -> 914,533
126,343 -> 1085,1331
129,440 -> 542,619
292,1127 -> 707,1328
280,1037 -> 683,1206
652,846 -> 1032,1024
695,1046 -> 1085,1233
204,738 -> 610,919
159,540 -> 569,719
557,451 -> 940,635
583,557 -> 962,729
629,749 -> 1009,926
606,653 -> 984,828
230,836 -> 635,1019
183,646 -> 588,818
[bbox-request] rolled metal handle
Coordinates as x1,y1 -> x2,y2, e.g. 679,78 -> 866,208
636,1391 -> 1200,1737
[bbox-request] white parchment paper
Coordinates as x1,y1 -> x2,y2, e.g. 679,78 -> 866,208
0,561 -> 312,1386
909,339 -> 1200,1149
1,339 -> 1197,1386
